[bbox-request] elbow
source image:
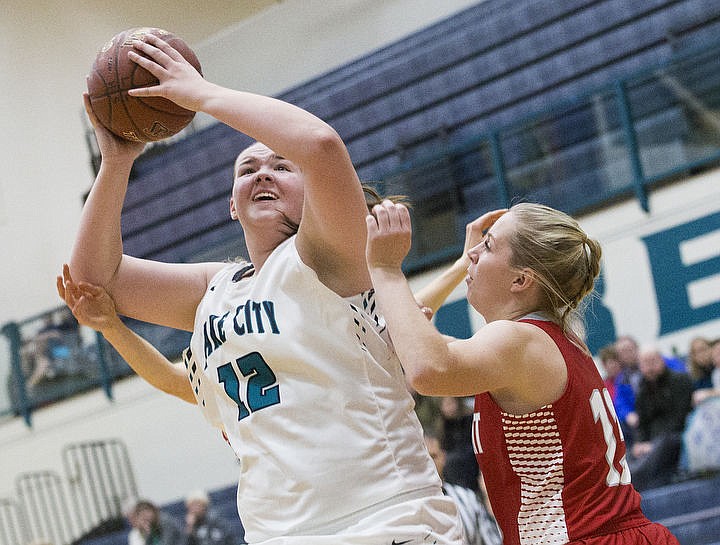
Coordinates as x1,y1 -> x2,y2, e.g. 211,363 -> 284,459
305,125 -> 346,156
405,363 -> 448,397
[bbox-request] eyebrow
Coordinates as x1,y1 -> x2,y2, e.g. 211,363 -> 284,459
236,154 -> 287,167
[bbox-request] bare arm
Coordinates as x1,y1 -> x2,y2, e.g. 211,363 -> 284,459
71,95 -> 222,331
366,202 -> 566,408
414,210 -> 507,313
57,265 -> 196,404
129,35 -> 369,295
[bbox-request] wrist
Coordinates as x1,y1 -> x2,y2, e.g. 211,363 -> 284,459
98,158 -> 134,177
98,316 -> 125,337
368,264 -> 405,282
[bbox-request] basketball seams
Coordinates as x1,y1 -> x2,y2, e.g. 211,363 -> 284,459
86,27 -> 201,142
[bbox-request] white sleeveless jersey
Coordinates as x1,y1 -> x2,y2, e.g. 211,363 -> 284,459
184,237 -> 443,542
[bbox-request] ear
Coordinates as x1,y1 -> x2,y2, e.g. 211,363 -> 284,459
229,197 -> 238,220
510,268 -> 535,293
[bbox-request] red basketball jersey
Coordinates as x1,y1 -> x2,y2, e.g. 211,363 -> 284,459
473,319 -> 649,544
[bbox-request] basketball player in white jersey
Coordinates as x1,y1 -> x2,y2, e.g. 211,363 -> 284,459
67,34 -> 463,544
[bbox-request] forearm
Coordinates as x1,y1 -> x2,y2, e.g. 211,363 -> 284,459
69,160 -> 132,287
413,256 -> 469,313
370,267 -> 454,394
100,319 -> 196,404
197,84 -> 341,162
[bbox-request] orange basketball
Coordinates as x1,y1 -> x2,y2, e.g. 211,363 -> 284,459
87,27 -> 203,142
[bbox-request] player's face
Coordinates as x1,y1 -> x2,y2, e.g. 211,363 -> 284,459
465,212 -> 520,319
230,142 -> 305,230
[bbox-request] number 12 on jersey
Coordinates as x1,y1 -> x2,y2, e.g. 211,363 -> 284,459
590,388 -> 631,486
218,352 -> 281,420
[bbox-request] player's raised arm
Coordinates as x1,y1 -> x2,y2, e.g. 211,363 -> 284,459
127,34 -> 369,296
72,92 -> 222,332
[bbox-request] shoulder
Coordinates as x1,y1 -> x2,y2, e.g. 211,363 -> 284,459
479,319 -> 567,411
477,319 -> 556,360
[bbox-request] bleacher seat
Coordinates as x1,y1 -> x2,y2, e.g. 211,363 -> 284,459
641,472 -> 720,545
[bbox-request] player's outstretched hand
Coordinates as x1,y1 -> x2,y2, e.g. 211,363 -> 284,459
82,92 -> 145,162
462,209 -> 508,255
56,264 -> 122,333
128,33 -> 207,112
365,199 -> 412,271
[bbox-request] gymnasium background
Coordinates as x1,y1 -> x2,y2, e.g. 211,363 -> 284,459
0,0 -> 483,512
1,0 -> 719,543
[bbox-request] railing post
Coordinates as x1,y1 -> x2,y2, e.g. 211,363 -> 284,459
615,79 -> 650,212
1,322 -> 32,427
93,331 -> 114,400
489,132 -> 511,208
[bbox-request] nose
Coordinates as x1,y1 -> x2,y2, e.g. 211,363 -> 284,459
467,245 -> 480,264
254,167 -> 275,183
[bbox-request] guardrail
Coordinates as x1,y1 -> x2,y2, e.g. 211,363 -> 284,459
2,39 -> 719,426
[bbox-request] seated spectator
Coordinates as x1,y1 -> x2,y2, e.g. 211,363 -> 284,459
425,433 -> 502,545
23,310 -> 80,389
616,335 -> 686,390
598,344 -> 637,446
182,489 -> 241,545
629,346 -> 693,490
133,499 -> 183,545
615,335 -> 643,393
691,338 -> 720,407
24,315 -> 64,388
122,497 -> 143,545
683,395 -> 720,475
686,336 -> 714,390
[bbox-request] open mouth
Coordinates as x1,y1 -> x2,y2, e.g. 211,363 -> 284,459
253,191 -> 279,201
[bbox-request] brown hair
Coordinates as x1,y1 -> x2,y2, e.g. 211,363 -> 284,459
686,336 -> 713,380
507,202 -> 602,352
598,344 -> 619,363
362,183 -> 410,212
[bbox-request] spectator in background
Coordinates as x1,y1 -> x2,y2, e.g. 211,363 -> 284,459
425,433 -> 502,545
598,344 -> 637,446
122,497 -> 143,545
25,314 -> 66,388
629,346 -> 693,490
133,499 -> 183,545
682,339 -> 720,475
687,337 -> 719,406
182,489 -> 241,545
616,335 -> 686,394
687,336 -> 714,388
615,335 -> 643,393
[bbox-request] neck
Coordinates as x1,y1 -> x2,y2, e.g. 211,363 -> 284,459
244,225 -> 293,272
483,301 -> 538,323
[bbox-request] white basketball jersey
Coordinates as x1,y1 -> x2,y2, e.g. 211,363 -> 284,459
185,236 -> 442,542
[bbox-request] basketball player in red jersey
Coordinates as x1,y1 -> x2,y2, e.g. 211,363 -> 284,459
366,201 -> 679,545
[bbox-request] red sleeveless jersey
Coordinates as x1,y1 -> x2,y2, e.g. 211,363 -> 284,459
473,319 -> 649,544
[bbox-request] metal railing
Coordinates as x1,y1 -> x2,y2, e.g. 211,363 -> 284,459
0,439 -> 138,545
2,39 -> 720,425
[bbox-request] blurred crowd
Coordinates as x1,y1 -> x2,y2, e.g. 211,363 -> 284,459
122,490 -> 243,545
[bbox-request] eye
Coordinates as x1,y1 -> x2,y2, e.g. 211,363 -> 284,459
484,238 -> 490,250
275,164 -> 291,172
237,167 -> 255,177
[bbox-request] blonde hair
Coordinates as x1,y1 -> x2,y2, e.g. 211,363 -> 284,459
507,203 -> 602,351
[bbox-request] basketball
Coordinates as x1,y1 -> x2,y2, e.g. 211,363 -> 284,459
87,27 -> 203,142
